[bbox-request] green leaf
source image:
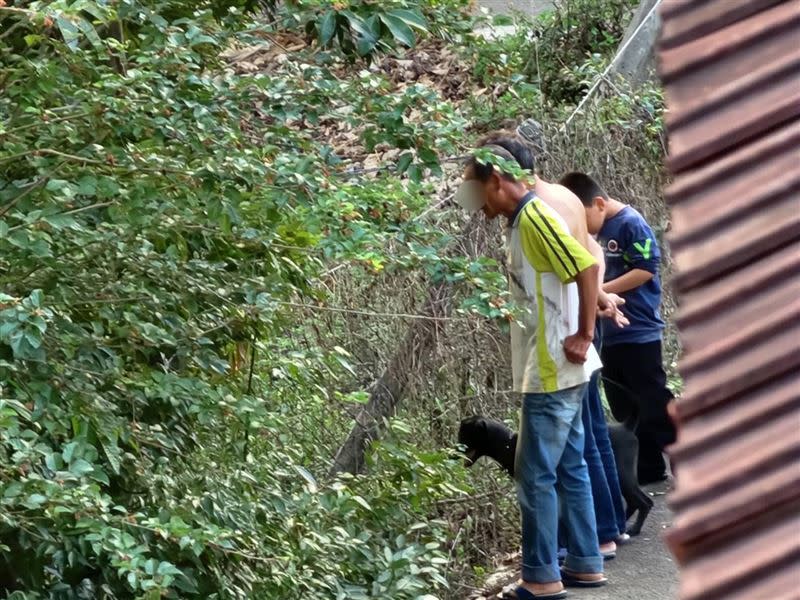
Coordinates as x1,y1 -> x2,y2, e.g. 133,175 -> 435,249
29,316 -> 47,334
342,391 -> 369,404
343,11 -> 378,57
3,482 -> 23,499
28,289 -> 42,307
364,14 -> 381,39
157,561 -> 183,576
190,34 -> 217,48
55,15 -> 81,51
174,573 -> 199,593
294,465 -> 318,493
43,213 -> 78,230
79,2 -> 111,21
396,153 -> 413,173
334,354 -> 356,376
379,14 -> 416,48
101,439 -> 122,475
45,179 -> 70,192
22,332 -> 40,352
144,558 -> 157,575
69,458 -> 94,477
75,16 -> 103,49
75,176 -> 97,196
388,9 -> 428,31
407,164 -> 423,184
418,146 -> 438,165
62,442 -> 78,464
0,322 -> 17,339
319,11 -> 337,46
25,494 -> 48,508
356,34 -> 377,57
8,330 -> 26,357
352,496 -> 371,511
90,469 -> 110,485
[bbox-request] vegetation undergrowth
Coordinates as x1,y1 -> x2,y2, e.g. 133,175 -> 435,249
0,0 -> 667,597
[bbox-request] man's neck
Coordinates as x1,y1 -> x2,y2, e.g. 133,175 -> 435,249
504,189 -> 533,222
503,184 -> 534,219
605,197 -> 626,218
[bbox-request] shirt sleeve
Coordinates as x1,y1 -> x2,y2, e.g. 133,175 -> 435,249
518,201 -> 596,283
622,214 -> 661,274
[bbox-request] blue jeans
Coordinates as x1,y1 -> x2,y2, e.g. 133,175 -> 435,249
583,370 -> 627,541
516,384 -> 604,582
592,330 -> 631,536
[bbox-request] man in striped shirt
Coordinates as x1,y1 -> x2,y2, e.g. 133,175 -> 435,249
456,143 -> 606,598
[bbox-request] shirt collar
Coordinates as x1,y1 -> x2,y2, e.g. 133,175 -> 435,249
508,191 -> 536,227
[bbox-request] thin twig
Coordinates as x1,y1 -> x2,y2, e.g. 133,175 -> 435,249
275,300 -> 469,322
0,176 -> 48,218
0,19 -> 25,41
0,7 -> 35,16
0,148 -> 191,175
435,490 -> 494,507
67,296 -> 151,306
263,32 -> 289,53
7,202 -> 113,233
122,520 -> 280,565
411,191 -> 455,222
117,18 -> 128,76
1,111 -> 92,138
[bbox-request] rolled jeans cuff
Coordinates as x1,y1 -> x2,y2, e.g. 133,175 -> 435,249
564,553 -> 604,575
522,561 -> 561,584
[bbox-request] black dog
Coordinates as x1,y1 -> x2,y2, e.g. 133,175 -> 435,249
458,416 -> 653,536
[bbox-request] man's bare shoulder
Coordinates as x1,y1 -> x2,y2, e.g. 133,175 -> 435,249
550,183 -> 586,214
536,181 -> 584,235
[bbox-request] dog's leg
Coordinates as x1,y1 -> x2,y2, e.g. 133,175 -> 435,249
609,424 -> 655,536
627,502 -> 651,536
621,487 -> 656,535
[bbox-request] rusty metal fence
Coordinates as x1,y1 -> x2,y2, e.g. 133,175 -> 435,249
658,1 -> 800,599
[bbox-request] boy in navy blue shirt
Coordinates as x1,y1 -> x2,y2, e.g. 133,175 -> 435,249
560,172 -> 676,484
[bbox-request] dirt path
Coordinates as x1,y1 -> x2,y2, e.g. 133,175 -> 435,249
566,481 -> 678,600
473,480 -> 679,600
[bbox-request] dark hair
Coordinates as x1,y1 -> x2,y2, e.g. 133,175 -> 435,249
466,134 -> 535,183
559,172 -> 608,207
477,133 -> 535,173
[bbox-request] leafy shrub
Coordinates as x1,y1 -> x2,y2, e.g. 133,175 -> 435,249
275,0 -> 439,60
0,1 -> 481,597
468,0 -> 639,106
0,0 -> 670,597
289,0 -> 476,59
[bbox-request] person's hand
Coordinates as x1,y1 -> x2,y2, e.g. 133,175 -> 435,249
564,333 -> 592,364
598,291 -> 629,328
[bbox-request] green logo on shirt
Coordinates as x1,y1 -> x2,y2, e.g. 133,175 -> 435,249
633,238 -> 652,260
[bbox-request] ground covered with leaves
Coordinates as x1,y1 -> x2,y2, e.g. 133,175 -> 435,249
0,1 -> 668,598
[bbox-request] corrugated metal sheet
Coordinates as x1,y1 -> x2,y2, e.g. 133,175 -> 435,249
658,1 -> 800,599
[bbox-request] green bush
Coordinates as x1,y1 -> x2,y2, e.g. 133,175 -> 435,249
468,0 -> 639,108
0,1 -> 481,597
0,0 -> 669,596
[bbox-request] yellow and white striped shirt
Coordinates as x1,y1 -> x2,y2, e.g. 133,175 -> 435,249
506,193 -> 602,393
